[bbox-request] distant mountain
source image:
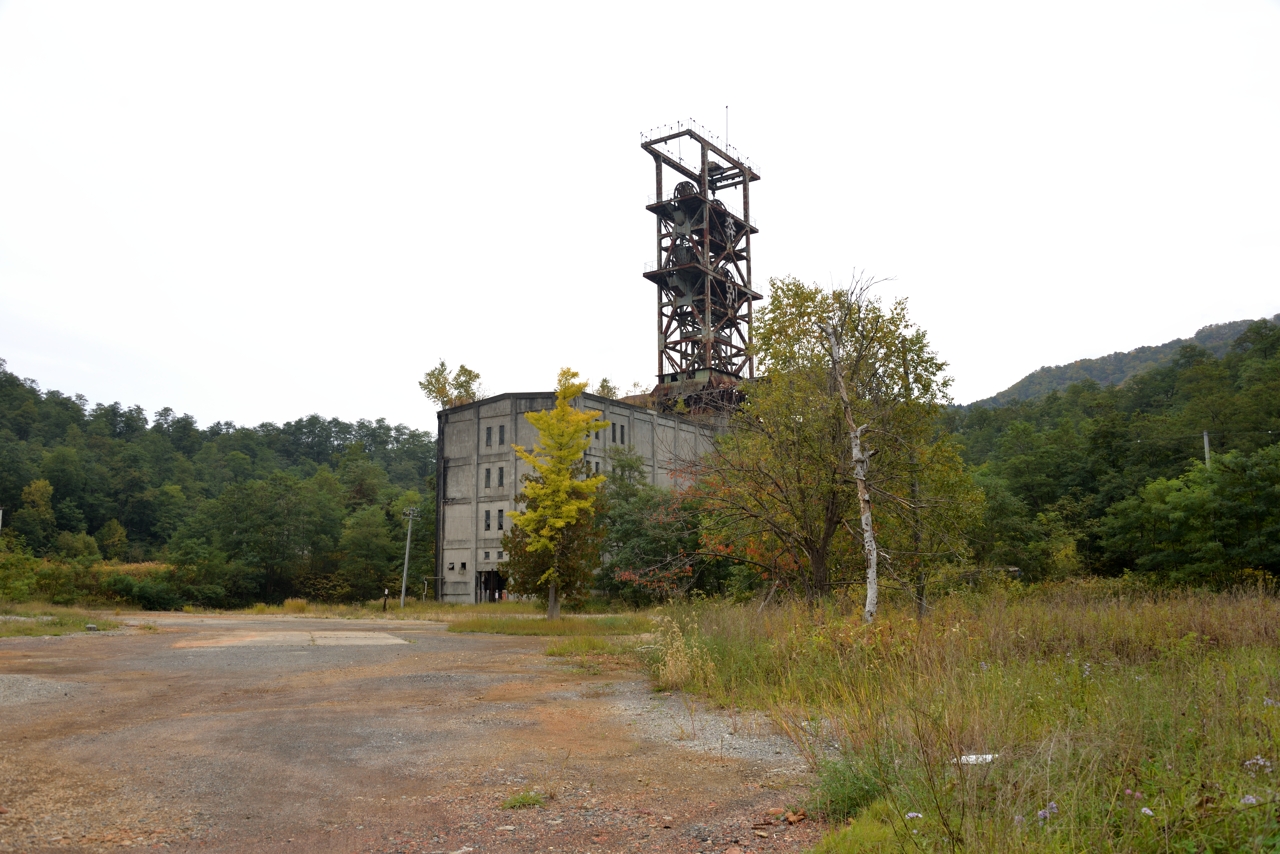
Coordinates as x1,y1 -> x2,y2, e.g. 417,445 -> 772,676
968,314 -> 1280,408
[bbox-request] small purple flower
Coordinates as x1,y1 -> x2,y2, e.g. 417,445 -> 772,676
905,812 -> 923,819
979,661 -> 989,671
1141,807 -> 1154,817
1244,755 -> 1273,776
1264,697 -> 1277,708
1036,801 -> 1058,822
1241,794 -> 1259,805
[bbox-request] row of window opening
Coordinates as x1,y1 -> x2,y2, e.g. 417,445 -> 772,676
594,424 -> 627,444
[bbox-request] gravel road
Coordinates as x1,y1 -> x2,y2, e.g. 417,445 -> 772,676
0,614 -> 819,853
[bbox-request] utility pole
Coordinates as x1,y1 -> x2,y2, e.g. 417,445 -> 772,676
400,506 -> 420,608
1203,430 -> 1211,470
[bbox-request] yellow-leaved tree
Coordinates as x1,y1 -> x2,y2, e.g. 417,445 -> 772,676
505,369 -> 609,618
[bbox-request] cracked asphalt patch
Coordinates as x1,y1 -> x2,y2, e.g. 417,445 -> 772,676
0,613 -> 819,853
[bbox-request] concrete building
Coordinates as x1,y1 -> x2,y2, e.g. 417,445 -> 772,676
433,392 -> 717,604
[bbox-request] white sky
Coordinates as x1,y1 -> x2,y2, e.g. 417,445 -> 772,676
2,1 -> 1278,430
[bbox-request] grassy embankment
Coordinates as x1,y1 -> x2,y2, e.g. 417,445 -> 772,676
645,581 -> 1280,853
0,603 -> 119,638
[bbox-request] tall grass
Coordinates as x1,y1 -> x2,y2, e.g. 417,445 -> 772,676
650,582 -> 1280,852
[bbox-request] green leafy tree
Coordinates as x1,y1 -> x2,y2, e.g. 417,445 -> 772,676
10,479 -> 57,554
694,276 -> 976,611
505,369 -> 609,617
1098,443 -> 1280,584
598,447 -> 718,604
94,518 -> 129,560
338,505 -> 400,601
593,378 -> 619,399
201,471 -> 345,601
337,444 -> 391,510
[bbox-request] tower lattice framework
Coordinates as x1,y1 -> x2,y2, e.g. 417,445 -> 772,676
641,122 -> 760,412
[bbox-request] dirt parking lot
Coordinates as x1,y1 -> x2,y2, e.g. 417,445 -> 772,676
0,614 -> 821,853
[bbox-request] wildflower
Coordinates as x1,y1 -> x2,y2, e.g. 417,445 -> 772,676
1083,662 -> 1092,678
1037,802 -> 1059,822
1013,815 -> 1024,825
1244,756 -> 1273,776
1141,807 -> 1154,817
905,812 -> 922,819
1124,788 -> 1133,796
979,661 -> 989,671
1264,697 -> 1278,708
1241,794 -> 1259,805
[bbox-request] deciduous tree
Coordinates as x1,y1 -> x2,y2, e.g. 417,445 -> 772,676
504,369 -> 608,617
419,359 -> 483,409
694,276 -> 977,613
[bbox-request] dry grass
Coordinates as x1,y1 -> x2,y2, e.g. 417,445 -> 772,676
449,615 -> 652,636
225,599 -> 545,620
652,582 -> 1280,852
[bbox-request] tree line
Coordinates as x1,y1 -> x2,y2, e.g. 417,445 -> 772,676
498,280 -> 1280,617
4,285 -> 1278,612
949,316 -> 1280,585
0,359 -> 436,607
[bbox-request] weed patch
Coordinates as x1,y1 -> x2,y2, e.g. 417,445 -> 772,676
809,754 -> 884,824
0,604 -> 118,638
501,790 -> 545,809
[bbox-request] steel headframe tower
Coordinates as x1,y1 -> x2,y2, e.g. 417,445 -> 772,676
642,120 -> 761,413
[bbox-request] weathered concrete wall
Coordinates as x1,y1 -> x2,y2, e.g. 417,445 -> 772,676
434,392 -> 717,603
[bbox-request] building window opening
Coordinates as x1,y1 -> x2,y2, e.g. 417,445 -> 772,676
497,550 -> 503,559
460,562 -> 466,572
498,508 -> 504,530
448,562 -> 455,571
621,424 -> 626,444
499,424 -> 505,445
595,461 -> 600,473
498,466 -> 504,487
485,509 -> 491,531
612,423 -> 617,443
484,551 -> 490,560
485,426 -> 492,446
485,468 -> 491,488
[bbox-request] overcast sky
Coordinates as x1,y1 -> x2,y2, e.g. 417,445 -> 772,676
2,1 -> 1278,431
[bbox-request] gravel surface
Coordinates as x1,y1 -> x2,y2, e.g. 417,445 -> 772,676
0,675 -> 86,708
0,614 -> 822,853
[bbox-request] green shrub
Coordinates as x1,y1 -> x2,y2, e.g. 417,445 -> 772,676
101,574 -> 182,610
810,754 -> 884,823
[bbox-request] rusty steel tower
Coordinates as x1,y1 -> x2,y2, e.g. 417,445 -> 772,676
642,120 -> 760,412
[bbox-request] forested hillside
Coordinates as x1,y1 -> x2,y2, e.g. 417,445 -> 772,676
969,315 -> 1280,407
949,318 -> 1280,582
0,358 -> 436,606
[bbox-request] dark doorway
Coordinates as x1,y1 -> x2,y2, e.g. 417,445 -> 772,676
476,570 -> 507,603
